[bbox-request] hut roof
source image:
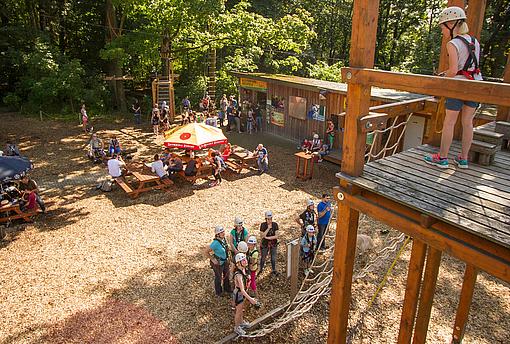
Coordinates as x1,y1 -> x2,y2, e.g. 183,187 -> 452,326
231,71 -> 426,103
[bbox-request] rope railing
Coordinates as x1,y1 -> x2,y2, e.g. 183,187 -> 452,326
240,206 -> 408,338
365,114 -> 413,162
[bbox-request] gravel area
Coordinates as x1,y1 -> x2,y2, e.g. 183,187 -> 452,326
0,113 -> 508,343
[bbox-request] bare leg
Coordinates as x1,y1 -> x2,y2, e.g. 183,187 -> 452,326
439,109 -> 460,158
234,303 -> 244,327
460,105 -> 477,159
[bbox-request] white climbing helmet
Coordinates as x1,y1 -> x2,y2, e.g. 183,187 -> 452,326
234,217 -> 243,226
306,225 -> 315,233
214,226 -> 225,235
247,235 -> 257,244
235,252 -> 247,263
265,210 -> 273,218
307,199 -> 314,207
438,6 -> 466,25
237,241 -> 248,253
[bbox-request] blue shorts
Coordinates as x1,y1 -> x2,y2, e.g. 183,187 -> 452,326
445,98 -> 479,111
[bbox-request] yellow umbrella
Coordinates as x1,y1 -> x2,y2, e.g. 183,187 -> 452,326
163,123 -> 228,150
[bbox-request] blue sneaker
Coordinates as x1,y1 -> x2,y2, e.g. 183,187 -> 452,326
424,153 -> 449,168
454,155 -> 469,169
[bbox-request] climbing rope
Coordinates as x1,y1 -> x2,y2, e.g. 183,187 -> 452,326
366,114 -> 413,162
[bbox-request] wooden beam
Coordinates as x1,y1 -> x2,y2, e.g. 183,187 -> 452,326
341,68 -> 510,107
497,53 -> 510,121
336,190 -> 510,283
328,1 -> 380,342
466,0 -> 487,40
369,97 -> 430,117
412,247 -> 442,344
398,239 -> 427,344
451,264 -> 478,344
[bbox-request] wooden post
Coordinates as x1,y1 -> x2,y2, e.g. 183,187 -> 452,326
412,247 -> 442,344
451,264 -> 478,344
398,239 -> 427,344
466,0 -> 486,39
497,53 -> 510,121
328,0 -> 380,343
169,56 -> 176,121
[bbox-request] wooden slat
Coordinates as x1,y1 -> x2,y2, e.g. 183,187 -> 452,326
342,174 -> 510,247
412,247 -> 442,344
398,239 -> 427,344
369,157 -> 510,216
341,68 -> 510,107
451,264 -> 478,344
497,53 -> 510,121
358,168 -> 510,239
363,163 -> 510,226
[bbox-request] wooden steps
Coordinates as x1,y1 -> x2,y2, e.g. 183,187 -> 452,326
495,121 -> 510,149
469,140 -> 499,166
473,129 -> 504,147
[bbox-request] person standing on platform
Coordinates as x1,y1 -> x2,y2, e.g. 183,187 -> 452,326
317,194 -> 332,250
258,211 -> 279,277
424,6 -> 482,169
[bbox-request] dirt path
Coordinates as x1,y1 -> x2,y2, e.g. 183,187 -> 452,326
0,113 -> 508,343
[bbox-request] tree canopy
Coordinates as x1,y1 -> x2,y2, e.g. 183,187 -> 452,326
1,0 -> 508,114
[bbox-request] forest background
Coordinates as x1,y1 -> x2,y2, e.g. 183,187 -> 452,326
0,0 -> 508,117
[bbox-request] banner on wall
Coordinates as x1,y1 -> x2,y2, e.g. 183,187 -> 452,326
309,104 -> 326,121
240,78 -> 267,91
271,111 -> 285,127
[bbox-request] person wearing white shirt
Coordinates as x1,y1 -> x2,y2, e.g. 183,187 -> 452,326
151,154 -> 169,179
108,155 -> 126,178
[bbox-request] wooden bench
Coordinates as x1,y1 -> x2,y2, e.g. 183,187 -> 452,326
473,129 -> 504,147
0,203 -> 39,224
225,160 -> 243,174
177,165 -> 212,184
114,177 -> 135,198
468,140 -> 499,166
495,121 -> 510,149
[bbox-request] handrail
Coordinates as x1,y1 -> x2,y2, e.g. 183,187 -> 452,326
341,67 -> 510,107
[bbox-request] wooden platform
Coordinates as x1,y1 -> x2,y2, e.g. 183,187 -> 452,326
323,149 -> 343,165
338,141 -> 510,250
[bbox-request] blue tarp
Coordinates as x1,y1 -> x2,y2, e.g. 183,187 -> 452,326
0,156 -> 33,183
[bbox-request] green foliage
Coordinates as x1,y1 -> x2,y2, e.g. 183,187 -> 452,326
306,61 -> 344,82
215,69 -> 238,100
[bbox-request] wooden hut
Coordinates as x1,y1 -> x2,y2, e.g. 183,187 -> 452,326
231,72 -> 433,164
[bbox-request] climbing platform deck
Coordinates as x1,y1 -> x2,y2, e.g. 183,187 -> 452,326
337,141 -> 510,250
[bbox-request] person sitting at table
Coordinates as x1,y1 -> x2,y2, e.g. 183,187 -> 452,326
316,143 -> 330,163
151,154 -> 169,179
108,135 -> 122,157
18,175 -> 46,213
161,148 -> 172,165
310,133 -> 322,153
184,156 -> 199,176
168,156 -> 184,174
89,134 -> 105,162
300,138 -> 312,153
108,154 -> 126,179
221,143 -> 232,161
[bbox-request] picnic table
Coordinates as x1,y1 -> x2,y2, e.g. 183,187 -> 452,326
228,146 -> 257,173
0,202 -> 39,224
115,171 -> 173,199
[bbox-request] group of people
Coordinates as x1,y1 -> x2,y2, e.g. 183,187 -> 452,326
207,194 -> 332,335
88,133 -> 123,163
300,121 -> 336,162
0,174 -> 46,214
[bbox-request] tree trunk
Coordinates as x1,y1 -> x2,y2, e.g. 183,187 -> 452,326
105,0 -> 127,113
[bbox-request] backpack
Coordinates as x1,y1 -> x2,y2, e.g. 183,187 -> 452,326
98,180 -> 113,192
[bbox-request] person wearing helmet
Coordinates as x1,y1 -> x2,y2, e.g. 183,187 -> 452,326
259,210 -> 280,277
208,226 -> 232,296
424,6 -> 482,169
232,252 -> 260,336
230,217 -> 249,258
247,236 -> 259,297
301,225 -> 317,275
237,241 -> 248,254
296,199 -> 316,236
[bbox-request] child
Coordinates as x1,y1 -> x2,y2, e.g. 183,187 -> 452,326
232,253 -> 260,336
80,104 -> 89,133
301,225 -> 317,275
424,6 -> 482,169
246,108 -> 254,134
246,236 -> 259,298
151,104 -> 160,136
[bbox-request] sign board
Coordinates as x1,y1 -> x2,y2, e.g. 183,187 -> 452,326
240,78 -> 267,91
271,111 -> 285,127
289,96 -> 307,120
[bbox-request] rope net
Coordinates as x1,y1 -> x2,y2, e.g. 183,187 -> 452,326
365,114 -> 413,162
241,208 -> 407,339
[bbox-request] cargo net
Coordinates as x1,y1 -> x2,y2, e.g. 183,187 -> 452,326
365,114 -> 413,162
241,207 -> 407,339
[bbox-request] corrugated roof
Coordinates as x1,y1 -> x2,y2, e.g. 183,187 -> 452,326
231,71 -> 425,102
